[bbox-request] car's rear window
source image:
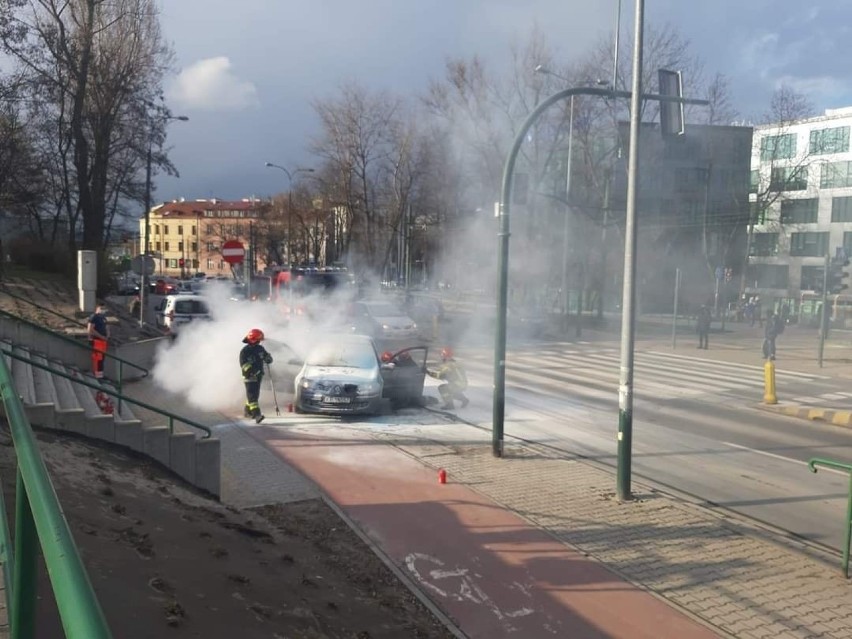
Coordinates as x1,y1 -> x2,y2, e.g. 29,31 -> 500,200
363,302 -> 404,317
174,300 -> 208,314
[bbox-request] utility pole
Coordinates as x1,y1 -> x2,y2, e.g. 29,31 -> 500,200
616,0 -> 645,501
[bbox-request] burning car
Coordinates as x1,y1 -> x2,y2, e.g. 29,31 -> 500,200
293,334 -> 428,415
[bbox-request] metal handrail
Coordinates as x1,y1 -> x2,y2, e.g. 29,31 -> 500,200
0,307 -> 150,383
0,345 -> 112,637
809,457 -> 852,577
1,348 -> 211,438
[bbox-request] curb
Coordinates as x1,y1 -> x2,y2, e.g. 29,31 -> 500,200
756,402 -> 852,428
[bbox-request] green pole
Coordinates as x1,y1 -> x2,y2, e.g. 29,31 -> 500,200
11,471 -> 36,639
492,79 -> 706,461
616,0 -> 645,501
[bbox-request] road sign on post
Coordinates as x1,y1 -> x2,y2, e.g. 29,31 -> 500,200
222,240 -> 245,265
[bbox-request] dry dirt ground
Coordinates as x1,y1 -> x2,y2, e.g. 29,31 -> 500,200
0,271 -> 456,638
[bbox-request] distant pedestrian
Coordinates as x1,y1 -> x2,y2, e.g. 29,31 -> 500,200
696,305 -> 711,349
239,328 -> 273,423
86,305 -> 110,378
763,310 -> 779,361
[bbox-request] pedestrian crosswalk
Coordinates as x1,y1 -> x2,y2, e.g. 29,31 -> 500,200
465,345 -> 827,402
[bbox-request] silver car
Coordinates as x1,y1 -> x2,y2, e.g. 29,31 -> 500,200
347,300 -> 419,343
293,335 -> 428,415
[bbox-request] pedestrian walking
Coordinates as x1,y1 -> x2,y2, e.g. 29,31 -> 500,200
86,305 -> 110,378
427,347 -> 469,410
696,305 -> 711,349
762,310 -> 779,361
239,328 -> 273,423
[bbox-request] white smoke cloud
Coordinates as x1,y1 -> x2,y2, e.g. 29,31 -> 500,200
150,280 -> 361,413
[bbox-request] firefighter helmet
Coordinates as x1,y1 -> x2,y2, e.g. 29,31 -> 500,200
244,328 -> 265,344
440,346 -> 453,360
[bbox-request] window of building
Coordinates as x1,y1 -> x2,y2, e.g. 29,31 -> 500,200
749,170 -> 760,194
809,126 -> 850,155
750,233 -> 779,256
155,242 -> 161,252
747,264 -> 788,289
843,232 -> 852,256
789,231 -> 829,256
164,241 -> 170,252
192,225 -> 197,236
770,166 -> 807,191
178,226 -> 184,235
191,242 -> 197,253
206,242 -> 216,251
800,265 -> 824,291
178,241 -> 184,252
168,259 -> 178,268
820,161 -> 852,189
780,198 -> 818,224
750,202 -> 769,225
832,196 -> 852,222
760,133 -> 796,162
163,225 -> 169,235
206,259 -> 215,269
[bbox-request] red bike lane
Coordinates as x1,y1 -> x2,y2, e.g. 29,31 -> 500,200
248,425 -> 721,639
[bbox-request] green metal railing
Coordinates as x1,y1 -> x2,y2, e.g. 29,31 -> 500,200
0,345 -> 112,637
0,307 -> 149,397
808,457 -> 852,577
1,348 -> 211,439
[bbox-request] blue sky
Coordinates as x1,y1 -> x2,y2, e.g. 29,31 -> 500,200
154,0 -> 852,204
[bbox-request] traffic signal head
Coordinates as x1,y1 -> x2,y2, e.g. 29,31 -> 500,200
179,258 -> 185,267
828,257 -> 850,294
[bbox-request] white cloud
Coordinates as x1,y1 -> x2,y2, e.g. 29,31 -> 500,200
167,56 -> 259,111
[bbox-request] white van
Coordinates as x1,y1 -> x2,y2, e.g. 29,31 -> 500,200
155,294 -> 211,335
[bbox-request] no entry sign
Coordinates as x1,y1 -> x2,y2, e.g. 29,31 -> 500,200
222,240 -> 245,264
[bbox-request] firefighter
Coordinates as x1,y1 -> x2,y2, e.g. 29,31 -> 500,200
427,347 -> 469,410
239,328 -> 273,423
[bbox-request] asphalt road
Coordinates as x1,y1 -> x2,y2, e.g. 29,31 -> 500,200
457,340 -> 852,555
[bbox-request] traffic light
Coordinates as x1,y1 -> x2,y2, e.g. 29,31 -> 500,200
178,258 -> 185,267
828,256 -> 850,294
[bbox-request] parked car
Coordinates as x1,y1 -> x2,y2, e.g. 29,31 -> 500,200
154,294 -> 211,335
293,334 -> 428,415
346,300 -> 419,344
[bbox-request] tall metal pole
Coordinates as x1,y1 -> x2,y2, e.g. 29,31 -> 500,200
672,267 -> 680,348
139,141 -> 152,326
819,252 -> 830,368
612,0 -> 622,90
561,95 -> 575,328
616,0 -> 644,501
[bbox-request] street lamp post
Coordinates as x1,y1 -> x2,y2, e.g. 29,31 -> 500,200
264,163 -> 315,267
139,113 -> 188,326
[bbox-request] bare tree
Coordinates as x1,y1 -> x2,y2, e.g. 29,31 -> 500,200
0,0 -> 174,261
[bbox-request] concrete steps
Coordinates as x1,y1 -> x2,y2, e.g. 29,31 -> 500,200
0,339 -> 220,497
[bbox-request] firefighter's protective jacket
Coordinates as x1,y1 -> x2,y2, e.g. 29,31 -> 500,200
240,343 -> 273,382
427,359 -> 468,390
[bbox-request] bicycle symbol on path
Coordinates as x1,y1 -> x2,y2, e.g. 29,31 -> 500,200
405,552 -> 536,628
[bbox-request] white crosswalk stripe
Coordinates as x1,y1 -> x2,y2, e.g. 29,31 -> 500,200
466,345 -> 826,401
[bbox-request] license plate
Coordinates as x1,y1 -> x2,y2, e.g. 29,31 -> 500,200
323,396 -> 351,404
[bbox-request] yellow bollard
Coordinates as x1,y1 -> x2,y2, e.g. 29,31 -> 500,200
763,360 -> 777,404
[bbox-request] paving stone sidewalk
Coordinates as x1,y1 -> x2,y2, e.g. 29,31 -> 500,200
373,428 -> 852,639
